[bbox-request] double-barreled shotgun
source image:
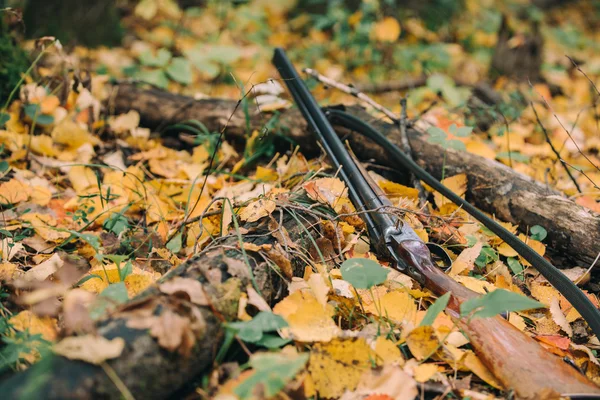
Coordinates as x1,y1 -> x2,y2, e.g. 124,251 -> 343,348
272,48 -> 600,398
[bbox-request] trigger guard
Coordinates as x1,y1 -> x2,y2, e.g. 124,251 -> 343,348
426,243 -> 453,271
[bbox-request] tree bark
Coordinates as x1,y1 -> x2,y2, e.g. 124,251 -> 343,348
108,83 -> 600,268
0,212 -> 320,399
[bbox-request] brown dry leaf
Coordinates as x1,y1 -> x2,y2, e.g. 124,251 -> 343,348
23,253 -> 64,282
372,17 -> 401,42
274,290 -> 340,342
340,365 -> 417,400
450,242 -> 483,276
406,325 -> 440,361
303,177 -> 346,209
308,338 -> 376,398
549,297 -> 572,337
62,289 -> 96,335
246,285 -> 271,311
159,277 -> 209,305
266,243 -> 293,279
53,335 -> 125,365
242,242 -> 272,252
129,309 -> 196,356
238,198 -> 276,222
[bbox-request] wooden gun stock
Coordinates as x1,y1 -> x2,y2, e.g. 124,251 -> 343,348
396,240 -> 600,398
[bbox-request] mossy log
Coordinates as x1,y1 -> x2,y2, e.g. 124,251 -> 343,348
0,212 -> 320,399
108,83 -> 600,268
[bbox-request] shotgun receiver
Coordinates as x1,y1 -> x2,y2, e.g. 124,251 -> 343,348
272,48 -> 600,398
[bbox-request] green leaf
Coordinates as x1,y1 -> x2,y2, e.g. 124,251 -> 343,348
254,334 -> 291,349
507,257 -> 524,280
0,112 -> 9,127
474,245 -> 498,268
139,48 -> 172,67
426,126 -> 447,141
460,289 -> 544,319
135,69 -> 169,88
24,104 -> 54,126
166,57 -> 193,85
496,151 -> 530,163
227,311 -> 288,344
445,139 -> 466,151
68,231 -> 102,252
103,213 -> 129,235
120,261 -> 133,281
89,282 -> 129,320
166,232 -> 182,253
234,353 -> 309,400
449,124 -> 473,137
183,50 -> 220,79
420,292 -> 451,327
340,258 -> 389,289
530,225 -> 547,241
0,161 -> 8,173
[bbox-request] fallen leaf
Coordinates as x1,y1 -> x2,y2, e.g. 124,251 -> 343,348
159,277 -> 209,305
239,198 -> 276,222
406,326 -> 441,361
309,338 -> 375,398
413,363 -> 439,383
9,310 -> 58,342
246,285 -> 271,311
23,253 -> 64,282
303,177 -> 346,209
434,174 -> 467,207
340,365 -> 417,400
549,297 -> 572,337
372,17 -> 401,42
53,335 -> 124,364
274,290 -> 340,342
450,242 -> 483,276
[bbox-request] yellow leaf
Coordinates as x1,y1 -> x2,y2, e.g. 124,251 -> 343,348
124,274 -> 154,298
450,242 -> 483,276
530,283 -> 559,305
308,338 -> 375,398
10,310 -> 58,342
0,179 -> 31,204
255,166 -> 279,181
466,140 -> 496,159
497,241 -> 518,257
373,17 -> 401,42
454,275 -> 495,294
274,290 -> 340,342
371,290 -> 417,324
434,174 -> 467,207
238,198 -> 277,222
413,363 -> 439,383
378,180 -> 419,200
406,325 -> 440,361
374,336 -> 404,365
68,166 -> 97,193
53,335 -> 125,365
462,350 -> 504,389
30,186 -> 52,206
0,262 -> 17,280
51,120 -> 99,149
303,177 -> 346,209
518,234 -> 545,266
30,135 -> 58,157
21,213 -> 70,242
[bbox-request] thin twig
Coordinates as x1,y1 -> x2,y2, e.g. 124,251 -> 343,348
303,68 -> 399,123
530,102 -> 582,193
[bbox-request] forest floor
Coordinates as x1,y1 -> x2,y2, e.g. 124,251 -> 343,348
2,1 -> 600,399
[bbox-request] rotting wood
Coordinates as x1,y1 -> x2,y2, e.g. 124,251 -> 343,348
0,211 -> 320,399
110,83 -> 600,268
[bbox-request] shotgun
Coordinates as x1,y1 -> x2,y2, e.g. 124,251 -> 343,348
272,48 -> 600,399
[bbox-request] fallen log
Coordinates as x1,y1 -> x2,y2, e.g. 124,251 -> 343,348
110,84 -> 600,268
0,211 -> 320,399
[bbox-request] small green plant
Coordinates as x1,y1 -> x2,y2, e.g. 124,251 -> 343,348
135,48 -> 192,88
420,292 -> 451,327
460,289 -> 544,319
427,123 -> 472,151
340,258 -> 389,289
226,311 -> 290,349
